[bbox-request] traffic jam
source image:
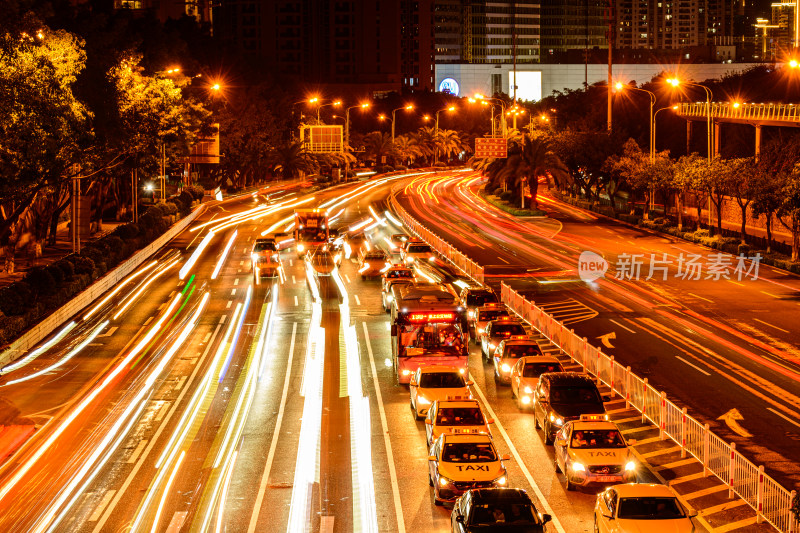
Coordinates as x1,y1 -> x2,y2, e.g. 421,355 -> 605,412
291,203 -> 700,533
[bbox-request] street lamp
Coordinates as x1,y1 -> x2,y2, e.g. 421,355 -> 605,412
317,100 -> 342,123
391,104 -> 413,143
667,77 -> 713,162
435,106 -> 456,135
473,94 -> 507,136
652,105 -> 678,155
615,82 -> 657,162
343,102 -> 369,182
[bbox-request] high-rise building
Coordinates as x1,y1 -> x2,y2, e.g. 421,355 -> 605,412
539,0 -> 607,59
212,0 -> 434,94
111,0 -> 211,23
434,1 -> 541,65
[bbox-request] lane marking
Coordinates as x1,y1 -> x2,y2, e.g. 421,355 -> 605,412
166,511 -> 188,533
173,376 -> 187,391
88,490 -> 116,522
687,292 -> 713,303
234,278 -> 240,285
231,289 -> 237,296
248,322 -> 297,533
761,290 -> 781,299
289,259 -> 293,267
201,332 -> 212,344
292,275 -> 297,284
294,296 -> 299,306
126,439 -> 148,464
226,301 -> 233,309
608,319 -> 637,334
675,356 -> 711,376
727,280 -> 745,287
143,316 -> 154,326
320,516 -> 335,533
154,402 -> 170,422
767,407 -> 800,429
354,295 -> 361,306
362,322 -> 406,533
345,274 -> 352,284
753,318 -> 790,334
470,379 -> 565,533
499,257 -> 510,264
97,326 -> 119,338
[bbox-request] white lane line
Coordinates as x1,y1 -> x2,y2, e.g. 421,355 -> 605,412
362,322 -> 406,533
767,407 -> 800,429
154,402 -> 170,422
92,318 -> 226,533
166,511 -> 187,533
88,489 -> 116,522
234,278 -> 240,285
294,296 -> 299,306
354,294 -> 361,306
126,439 -> 148,464
97,326 -> 119,338
289,259 -> 293,267
687,292 -> 714,304
608,319 -> 637,334
345,274 -> 352,284
292,275 -> 297,284
173,376 -> 187,391
248,322 -> 297,533
754,318 -> 790,334
675,356 -> 711,376
202,332 -> 212,344
470,380 -> 565,533
498,257 -> 510,264
226,301 -> 233,309
231,289 -> 237,296
320,516 -> 335,533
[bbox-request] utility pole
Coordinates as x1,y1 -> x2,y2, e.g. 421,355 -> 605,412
607,0 -> 614,133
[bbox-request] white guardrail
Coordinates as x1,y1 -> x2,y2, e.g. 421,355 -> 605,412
390,194 -> 484,285
501,282 -> 798,533
0,204 -> 207,367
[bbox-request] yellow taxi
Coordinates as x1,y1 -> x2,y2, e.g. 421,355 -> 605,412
410,366 -> 473,420
471,303 -> 509,342
510,355 -> 565,410
553,415 -> 637,491
425,398 -> 493,448
427,433 -> 509,506
492,335 -> 544,385
594,483 -> 697,532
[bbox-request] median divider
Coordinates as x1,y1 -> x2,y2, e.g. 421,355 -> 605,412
500,281 -> 797,533
0,204 -> 207,368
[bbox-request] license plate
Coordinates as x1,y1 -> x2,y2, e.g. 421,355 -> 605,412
596,476 -> 619,483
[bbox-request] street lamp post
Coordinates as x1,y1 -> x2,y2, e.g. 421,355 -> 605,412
652,105 -> 678,157
473,94 -> 507,136
343,102 -> 370,182
391,104 -> 413,144
615,82 -> 656,162
317,100 -> 342,123
434,106 -> 455,164
668,78 -> 713,162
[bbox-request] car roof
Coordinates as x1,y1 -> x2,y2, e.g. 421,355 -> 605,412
611,483 -> 677,498
439,433 -> 494,445
468,488 -> 532,503
542,372 -> 597,386
385,266 -> 413,273
516,355 -> 562,364
569,420 -> 618,431
477,303 -> 506,311
499,337 -> 539,346
432,399 -> 481,409
254,237 -> 275,243
466,288 -> 495,295
418,365 -> 465,375
488,317 -> 523,326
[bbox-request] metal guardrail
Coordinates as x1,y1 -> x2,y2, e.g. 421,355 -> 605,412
389,194 -> 484,285
678,102 -> 800,123
500,282 -> 797,533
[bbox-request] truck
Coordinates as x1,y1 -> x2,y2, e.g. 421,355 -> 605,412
293,208 -> 329,258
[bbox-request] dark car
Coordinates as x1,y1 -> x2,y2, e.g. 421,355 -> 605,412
459,287 -> 500,336
451,488 -> 552,533
532,372 -> 607,445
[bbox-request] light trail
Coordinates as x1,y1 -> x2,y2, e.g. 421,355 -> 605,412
113,258 -> 179,320
348,218 -> 374,233
384,210 -> 403,227
83,260 -> 157,320
179,230 -> 215,280
0,321 -> 76,375
368,205 -> 387,227
150,442 -> 184,533
215,450 -> 238,533
211,230 -> 237,279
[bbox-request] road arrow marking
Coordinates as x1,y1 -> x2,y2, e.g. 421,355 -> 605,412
597,331 -> 616,349
717,408 -> 752,438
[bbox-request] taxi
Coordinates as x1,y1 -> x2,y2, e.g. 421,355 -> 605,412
510,356 -> 565,410
425,398 -> 493,448
594,483 -> 697,532
471,303 -> 509,342
479,317 -> 526,362
357,248 -> 390,280
381,265 -> 415,311
401,239 -> 434,264
554,415 -> 637,491
251,237 -> 280,278
491,336 -> 544,385
428,433 -> 509,506
410,366 -> 473,420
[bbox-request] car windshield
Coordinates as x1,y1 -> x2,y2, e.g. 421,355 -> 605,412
419,372 -> 465,388
506,345 -> 542,358
522,362 -> 564,378
479,310 -> 508,321
442,442 -> 497,462
386,270 -> 412,278
550,386 -> 602,404
466,292 -> 498,307
491,324 -> 526,337
570,429 -> 626,448
617,497 -> 685,520
436,407 -> 484,426
253,241 -> 277,252
407,244 -> 432,253
366,252 -> 386,260
469,503 -> 536,526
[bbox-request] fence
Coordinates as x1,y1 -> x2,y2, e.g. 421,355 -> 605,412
389,194 -> 484,285
500,282 -> 797,532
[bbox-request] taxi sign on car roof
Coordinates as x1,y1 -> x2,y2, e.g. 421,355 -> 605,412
445,395 -> 471,401
579,414 -> 609,421
508,335 -> 531,340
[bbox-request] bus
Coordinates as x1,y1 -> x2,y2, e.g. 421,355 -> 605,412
293,208 -> 329,258
389,283 -> 469,385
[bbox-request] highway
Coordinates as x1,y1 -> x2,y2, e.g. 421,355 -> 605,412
0,169 -> 789,532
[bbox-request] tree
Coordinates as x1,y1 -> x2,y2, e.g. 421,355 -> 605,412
706,157 -> 735,235
268,141 -> 318,179
751,149 -> 787,253
362,131 -> 395,166
778,170 -> 800,261
549,130 -> 623,200
393,134 -> 422,166
411,126 -> 436,164
727,157 -> 757,243
604,139 -> 647,214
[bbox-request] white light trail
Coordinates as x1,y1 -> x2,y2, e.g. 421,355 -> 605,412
83,260 -> 157,320
211,230 -> 238,279
150,450 -> 185,533
180,230 -> 215,280
348,218 -> 374,233
113,259 -> 179,321
215,450 -> 238,533
384,211 -> 403,227
1,321 -> 76,375
368,206 -> 387,227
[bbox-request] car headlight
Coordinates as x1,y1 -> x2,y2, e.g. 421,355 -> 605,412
386,295 -> 393,302
417,396 -> 431,405
459,368 -> 466,374
406,257 -> 415,263
521,396 -> 531,404
501,363 -> 511,373
625,461 -> 636,471
297,244 -> 305,252
489,343 -> 496,350
571,462 -> 585,472
401,369 -> 412,376
549,414 -> 563,426
468,310 -> 474,318
438,475 -> 452,487
524,386 -> 533,394
492,474 -> 507,486
428,256 -> 436,262
251,253 -> 259,262
478,328 -> 484,334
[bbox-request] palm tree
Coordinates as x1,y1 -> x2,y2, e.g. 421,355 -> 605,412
435,129 -> 465,164
393,134 -> 423,166
501,132 -> 568,209
363,131 -> 395,167
412,126 -> 437,164
268,141 -> 318,179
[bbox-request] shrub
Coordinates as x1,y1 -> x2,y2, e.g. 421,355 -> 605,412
737,243 -> 751,256
45,264 -> 65,285
71,255 -> 95,275
499,190 -> 513,202
177,191 -> 194,212
189,184 -> 206,200
144,205 -> 164,218
493,187 -> 504,196
158,201 -> 178,216
80,245 -> 104,266
54,260 -> 74,280
24,267 -> 57,297
115,222 -> 139,240
0,286 -> 25,316
694,228 -> 710,239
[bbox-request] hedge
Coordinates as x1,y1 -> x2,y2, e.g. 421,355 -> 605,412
0,193 -> 194,347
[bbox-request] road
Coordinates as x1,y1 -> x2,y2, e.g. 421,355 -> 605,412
0,169 -> 785,533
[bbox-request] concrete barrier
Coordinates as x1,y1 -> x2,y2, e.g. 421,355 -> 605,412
0,205 -> 207,367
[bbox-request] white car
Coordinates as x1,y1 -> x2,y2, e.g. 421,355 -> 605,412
594,483 -> 697,533
401,240 -> 434,264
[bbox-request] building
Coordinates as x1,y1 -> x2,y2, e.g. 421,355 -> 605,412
111,0 -> 211,23
539,0 -> 607,63
212,0 -> 435,94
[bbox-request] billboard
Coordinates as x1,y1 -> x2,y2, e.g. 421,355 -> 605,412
438,78 -> 460,96
300,125 -> 343,153
475,137 -> 508,158
182,123 -> 220,164
509,71 -> 542,102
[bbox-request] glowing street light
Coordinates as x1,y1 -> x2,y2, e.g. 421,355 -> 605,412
391,104 -> 413,143
667,76 -> 713,162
